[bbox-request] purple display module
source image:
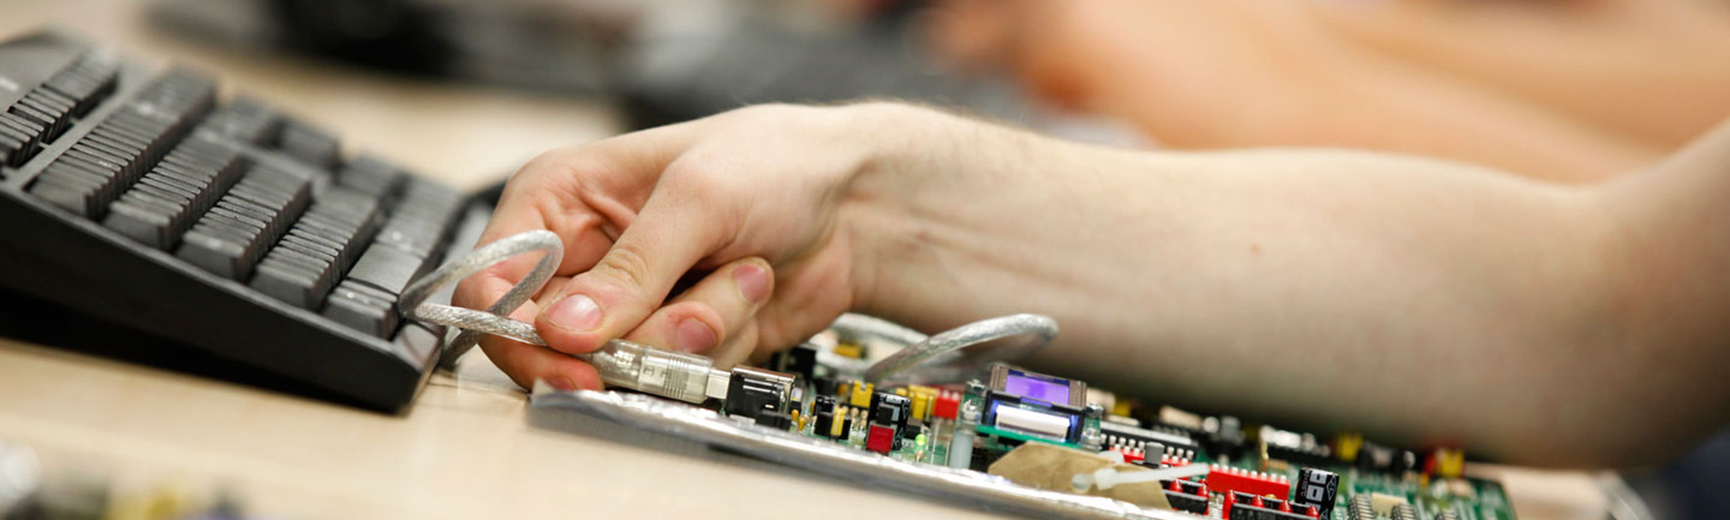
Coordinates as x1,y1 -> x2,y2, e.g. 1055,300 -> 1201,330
1003,370 -> 1070,404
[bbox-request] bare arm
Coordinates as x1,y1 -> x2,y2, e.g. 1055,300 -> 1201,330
933,0 -> 1664,181
466,103 -> 1730,468
850,109 -> 1730,467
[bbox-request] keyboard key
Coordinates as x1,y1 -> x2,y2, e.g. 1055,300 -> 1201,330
102,138 -> 245,248
374,179 -> 462,257
0,113 -> 44,165
346,243 -> 427,294
197,97 -> 281,145
42,50 -> 120,116
0,118 -> 33,167
249,187 -> 381,309
323,241 -> 441,336
26,68 -> 216,218
10,94 -> 68,143
335,155 -> 405,200
324,280 -> 402,337
277,121 -> 340,169
252,252 -> 329,309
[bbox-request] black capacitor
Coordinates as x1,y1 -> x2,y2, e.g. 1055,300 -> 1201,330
870,392 -> 912,430
840,412 -> 854,440
1356,442 -> 1394,472
1294,467 -> 1341,519
1391,449 -> 1419,474
813,395 -> 838,438
902,418 -> 924,440
812,377 -> 839,398
813,410 -> 836,438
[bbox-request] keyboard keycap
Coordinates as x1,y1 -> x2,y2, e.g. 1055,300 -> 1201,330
324,280 -> 402,338
26,68 -> 216,218
249,187 -> 381,309
323,242 -> 439,336
197,97 -> 282,145
277,121 -> 340,169
374,179 -> 462,257
42,50 -> 120,116
180,167 -> 310,279
102,138 -> 245,248
335,155 -> 405,200
252,253 -> 328,309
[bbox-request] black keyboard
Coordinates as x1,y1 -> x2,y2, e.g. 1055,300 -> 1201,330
0,31 -> 489,412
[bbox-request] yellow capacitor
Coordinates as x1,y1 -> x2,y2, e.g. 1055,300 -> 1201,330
833,342 -> 863,359
1334,432 -> 1364,462
837,381 -> 852,398
850,382 -> 874,407
830,406 -> 848,438
792,410 -> 803,431
1433,448 -> 1466,478
1110,400 -> 1133,418
895,388 -> 908,397
911,391 -> 931,421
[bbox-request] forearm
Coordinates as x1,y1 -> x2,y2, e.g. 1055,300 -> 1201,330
850,109 -> 1723,466
1029,0 -> 1661,182
1312,0 -> 1730,147
1101,34 -> 1660,183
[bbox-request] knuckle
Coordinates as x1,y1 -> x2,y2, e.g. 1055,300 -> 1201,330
730,102 -> 797,119
592,241 -> 655,291
661,160 -> 744,203
511,148 -> 574,183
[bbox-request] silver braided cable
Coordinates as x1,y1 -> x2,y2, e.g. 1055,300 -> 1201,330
862,313 -> 1058,385
399,230 -> 725,402
398,230 -> 1058,394
397,229 -> 563,367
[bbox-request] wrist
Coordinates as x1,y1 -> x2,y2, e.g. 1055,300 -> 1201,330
834,102 -> 1061,329
834,102 -> 965,322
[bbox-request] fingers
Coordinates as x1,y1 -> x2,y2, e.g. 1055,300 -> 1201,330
474,286 -> 604,391
622,258 -> 775,368
534,180 -> 732,354
453,122 -> 702,317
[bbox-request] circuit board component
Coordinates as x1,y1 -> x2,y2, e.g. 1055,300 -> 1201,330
704,360 -> 1514,520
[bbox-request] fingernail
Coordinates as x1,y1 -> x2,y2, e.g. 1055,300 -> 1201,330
734,264 -> 770,303
674,318 -> 718,353
546,294 -> 602,332
547,377 -> 577,391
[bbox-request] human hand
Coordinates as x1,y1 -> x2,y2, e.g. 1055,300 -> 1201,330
452,103 -> 944,391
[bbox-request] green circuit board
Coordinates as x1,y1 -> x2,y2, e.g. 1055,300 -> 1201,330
719,347 -> 1517,520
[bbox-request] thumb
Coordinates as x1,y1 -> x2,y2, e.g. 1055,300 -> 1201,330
533,186 -> 724,354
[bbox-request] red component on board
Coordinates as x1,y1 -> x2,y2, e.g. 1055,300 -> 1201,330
1205,464 -> 1291,501
932,391 -> 961,420
1122,449 -> 1145,464
866,424 -> 896,454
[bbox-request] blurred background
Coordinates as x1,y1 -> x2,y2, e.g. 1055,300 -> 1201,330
2,0 -> 1727,518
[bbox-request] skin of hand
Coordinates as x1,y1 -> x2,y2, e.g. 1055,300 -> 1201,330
452,104 -> 889,391
459,101 -> 1729,468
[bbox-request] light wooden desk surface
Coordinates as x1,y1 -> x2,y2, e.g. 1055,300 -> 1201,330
0,1 -> 1618,519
